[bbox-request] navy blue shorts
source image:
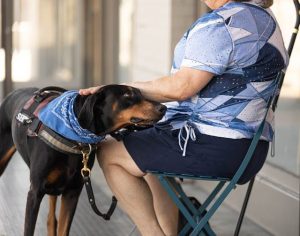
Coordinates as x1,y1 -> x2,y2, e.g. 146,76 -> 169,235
123,127 -> 269,184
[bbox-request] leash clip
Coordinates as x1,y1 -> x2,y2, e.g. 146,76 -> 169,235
81,144 -> 92,177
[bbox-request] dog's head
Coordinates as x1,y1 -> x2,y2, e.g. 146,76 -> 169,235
77,85 -> 166,135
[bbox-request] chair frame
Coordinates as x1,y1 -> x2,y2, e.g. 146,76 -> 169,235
149,1 -> 300,235
150,81 -> 276,235
235,1 -> 300,234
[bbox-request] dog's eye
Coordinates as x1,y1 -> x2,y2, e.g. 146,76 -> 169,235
123,93 -> 131,98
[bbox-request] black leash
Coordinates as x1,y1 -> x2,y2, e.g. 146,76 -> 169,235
83,176 -> 118,220
81,144 -> 118,220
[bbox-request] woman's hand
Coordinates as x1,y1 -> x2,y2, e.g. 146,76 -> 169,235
79,86 -> 102,96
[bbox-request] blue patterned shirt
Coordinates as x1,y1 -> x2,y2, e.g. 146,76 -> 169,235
159,2 -> 288,141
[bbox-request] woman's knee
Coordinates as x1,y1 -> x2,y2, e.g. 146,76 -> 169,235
96,138 -> 145,177
97,138 -> 119,169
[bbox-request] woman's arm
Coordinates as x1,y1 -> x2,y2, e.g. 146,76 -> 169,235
128,67 -> 214,102
79,67 -> 214,103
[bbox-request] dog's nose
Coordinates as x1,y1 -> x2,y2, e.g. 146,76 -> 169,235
156,104 -> 167,114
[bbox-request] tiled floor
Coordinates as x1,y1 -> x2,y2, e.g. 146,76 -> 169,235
0,152 -> 272,236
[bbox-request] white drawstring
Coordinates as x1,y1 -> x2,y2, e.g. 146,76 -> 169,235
178,124 -> 196,157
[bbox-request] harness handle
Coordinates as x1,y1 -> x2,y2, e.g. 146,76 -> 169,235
35,86 -> 67,94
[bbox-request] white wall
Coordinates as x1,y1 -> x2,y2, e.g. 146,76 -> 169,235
130,0 -> 196,82
131,0 -> 172,81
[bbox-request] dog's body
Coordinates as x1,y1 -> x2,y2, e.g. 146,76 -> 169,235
0,85 -> 166,236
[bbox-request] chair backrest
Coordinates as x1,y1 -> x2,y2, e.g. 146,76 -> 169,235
235,0 -> 300,182
272,0 -> 300,111
232,70 -> 283,184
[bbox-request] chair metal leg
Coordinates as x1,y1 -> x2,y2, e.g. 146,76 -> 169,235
158,176 -> 218,236
234,176 -> 256,236
167,178 -> 199,216
158,176 -> 197,227
190,177 -> 241,236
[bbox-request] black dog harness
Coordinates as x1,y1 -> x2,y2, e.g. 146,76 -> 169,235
16,87 -> 95,154
16,86 -> 117,220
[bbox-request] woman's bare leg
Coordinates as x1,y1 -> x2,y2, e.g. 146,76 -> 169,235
144,174 -> 179,236
97,138 -> 165,236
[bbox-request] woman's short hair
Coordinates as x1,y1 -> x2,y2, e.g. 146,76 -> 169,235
234,0 -> 273,8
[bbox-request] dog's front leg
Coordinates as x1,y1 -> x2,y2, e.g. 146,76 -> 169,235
57,188 -> 82,236
47,195 -> 58,236
24,186 -> 45,236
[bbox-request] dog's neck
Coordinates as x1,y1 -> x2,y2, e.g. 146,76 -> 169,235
73,94 -> 107,135
73,94 -> 88,116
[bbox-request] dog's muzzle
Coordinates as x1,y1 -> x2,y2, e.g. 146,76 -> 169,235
130,104 -> 167,125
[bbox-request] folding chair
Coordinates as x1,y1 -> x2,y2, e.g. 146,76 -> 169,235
148,1 -> 300,235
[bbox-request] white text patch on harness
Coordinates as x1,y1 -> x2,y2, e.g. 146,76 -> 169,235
16,112 -> 31,124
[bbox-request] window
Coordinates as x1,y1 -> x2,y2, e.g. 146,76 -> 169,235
3,0 -> 83,89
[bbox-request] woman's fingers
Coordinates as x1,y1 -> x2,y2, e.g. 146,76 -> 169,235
79,86 -> 102,95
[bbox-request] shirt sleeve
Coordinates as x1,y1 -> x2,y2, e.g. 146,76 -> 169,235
181,18 -> 233,75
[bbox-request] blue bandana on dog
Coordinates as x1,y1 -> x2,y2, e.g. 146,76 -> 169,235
38,90 -> 104,144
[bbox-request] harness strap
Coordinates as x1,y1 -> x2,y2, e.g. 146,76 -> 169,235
22,90 -> 63,121
27,117 -> 43,137
26,117 -> 96,155
38,125 -> 84,154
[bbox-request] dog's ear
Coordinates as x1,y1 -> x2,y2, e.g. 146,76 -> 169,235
77,89 -> 105,133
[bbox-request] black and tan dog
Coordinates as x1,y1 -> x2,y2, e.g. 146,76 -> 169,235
0,85 -> 166,236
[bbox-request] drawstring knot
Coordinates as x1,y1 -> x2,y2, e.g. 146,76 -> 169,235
178,124 -> 196,157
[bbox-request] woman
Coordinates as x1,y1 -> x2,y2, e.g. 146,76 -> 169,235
80,0 -> 288,235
